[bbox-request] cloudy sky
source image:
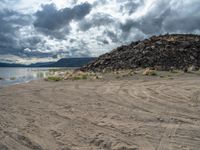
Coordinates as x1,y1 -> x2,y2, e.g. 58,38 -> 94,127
0,0 -> 200,64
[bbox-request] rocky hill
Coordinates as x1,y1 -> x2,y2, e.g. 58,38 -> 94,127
81,34 -> 200,72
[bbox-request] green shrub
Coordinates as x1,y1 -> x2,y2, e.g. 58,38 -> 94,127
72,76 -> 82,80
159,75 -> 164,78
45,76 -> 63,81
10,77 -> 16,80
150,71 -> 158,76
81,74 -> 88,80
48,68 -> 65,72
170,70 -> 179,73
71,74 -> 88,80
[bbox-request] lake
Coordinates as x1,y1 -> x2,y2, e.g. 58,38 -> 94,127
0,67 -> 65,87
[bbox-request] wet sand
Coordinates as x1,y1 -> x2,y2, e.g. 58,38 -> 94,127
0,76 -> 200,150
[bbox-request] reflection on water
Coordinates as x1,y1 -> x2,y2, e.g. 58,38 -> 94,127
0,67 -> 62,87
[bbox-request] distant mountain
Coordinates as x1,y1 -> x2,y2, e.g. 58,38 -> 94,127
0,57 -> 96,67
29,62 -> 54,67
45,57 -> 96,67
0,62 -> 26,67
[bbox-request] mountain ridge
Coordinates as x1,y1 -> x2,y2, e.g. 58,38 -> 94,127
0,57 -> 96,67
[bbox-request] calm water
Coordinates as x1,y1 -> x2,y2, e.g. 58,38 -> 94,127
0,67 -> 63,87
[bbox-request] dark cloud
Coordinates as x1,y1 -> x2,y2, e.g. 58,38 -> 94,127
69,48 -> 91,57
119,0 -> 144,15
95,36 -> 109,45
121,9 -> 171,35
163,5 -> 200,33
102,40 -> 109,45
0,9 -> 32,56
0,8 -> 53,59
120,20 -> 135,33
72,2 -> 92,19
104,30 -> 120,43
20,36 -> 43,50
93,0 -> 109,6
120,0 -> 200,37
79,13 -> 115,31
34,2 -> 92,38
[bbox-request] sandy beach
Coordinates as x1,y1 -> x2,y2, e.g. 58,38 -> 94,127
1,75 -> 200,150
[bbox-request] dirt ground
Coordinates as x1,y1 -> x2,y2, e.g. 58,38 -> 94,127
0,74 -> 200,150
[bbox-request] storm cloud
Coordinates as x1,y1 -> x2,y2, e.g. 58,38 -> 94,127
0,9 -> 31,55
34,2 -> 92,38
0,0 -> 200,64
121,0 -> 200,36
79,13 -> 116,31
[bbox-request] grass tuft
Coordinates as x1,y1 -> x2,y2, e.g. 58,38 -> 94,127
45,76 -> 63,82
143,68 -> 158,76
64,71 -> 102,80
10,77 -> 16,80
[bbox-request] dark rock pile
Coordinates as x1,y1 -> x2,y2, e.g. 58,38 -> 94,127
80,34 -> 200,72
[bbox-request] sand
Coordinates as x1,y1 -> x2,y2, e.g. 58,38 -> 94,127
0,75 -> 200,150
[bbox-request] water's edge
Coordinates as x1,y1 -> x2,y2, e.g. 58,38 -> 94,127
0,67 -> 67,87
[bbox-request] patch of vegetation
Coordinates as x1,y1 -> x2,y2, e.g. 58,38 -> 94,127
48,68 -> 65,72
81,74 -> 88,80
45,76 -> 63,82
159,75 -> 164,78
111,69 -> 137,78
115,76 -> 121,79
142,68 -> 158,76
44,70 -> 104,81
193,71 -> 200,76
10,77 -> 16,80
72,76 -> 82,80
65,71 -> 102,80
170,69 -> 179,73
